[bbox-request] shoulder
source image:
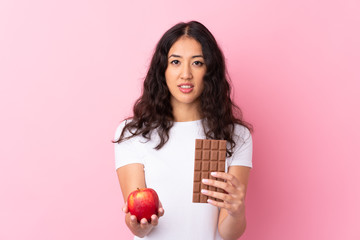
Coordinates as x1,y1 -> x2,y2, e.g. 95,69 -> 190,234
114,119 -> 134,141
233,123 -> 252,144
227,123 -> 253,167
114,119 -> 156,145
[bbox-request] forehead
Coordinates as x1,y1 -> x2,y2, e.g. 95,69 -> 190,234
168,36 -> 203,56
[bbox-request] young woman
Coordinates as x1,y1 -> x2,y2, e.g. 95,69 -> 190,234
114,21 -> 253,240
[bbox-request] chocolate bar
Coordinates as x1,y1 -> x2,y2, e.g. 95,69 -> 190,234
192,139 -> 226,203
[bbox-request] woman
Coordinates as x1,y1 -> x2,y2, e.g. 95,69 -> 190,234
114,21 -> 253,240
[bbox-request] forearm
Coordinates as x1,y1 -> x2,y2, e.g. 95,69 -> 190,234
218,212 -> 247,240
125,213 -> 153,238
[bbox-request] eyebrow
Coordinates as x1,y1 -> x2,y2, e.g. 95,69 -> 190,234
168,54 -> 204,59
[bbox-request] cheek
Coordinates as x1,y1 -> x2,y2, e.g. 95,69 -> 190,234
198,82 -> 205,95
164,68 -> 169,79
164,70 -> 171,85
165,70 -> 179,85
197,73 -> 205,92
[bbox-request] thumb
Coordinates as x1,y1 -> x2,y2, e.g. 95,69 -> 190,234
122,202 -> 129,213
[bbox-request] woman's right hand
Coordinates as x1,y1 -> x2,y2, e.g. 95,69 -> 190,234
123,201 -> 165,237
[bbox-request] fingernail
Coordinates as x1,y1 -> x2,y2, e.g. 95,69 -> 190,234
202,179 -> 209,183
211,172 -> 217,176
201,189 -> 208,194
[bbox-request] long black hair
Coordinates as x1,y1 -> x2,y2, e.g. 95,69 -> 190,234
113,21 -> 252,157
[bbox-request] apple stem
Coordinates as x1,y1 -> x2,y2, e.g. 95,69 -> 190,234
137,188 -> 140,191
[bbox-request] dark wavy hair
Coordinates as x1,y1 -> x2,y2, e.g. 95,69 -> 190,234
113,21 -> 252,157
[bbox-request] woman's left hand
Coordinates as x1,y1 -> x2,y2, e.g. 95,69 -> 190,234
201,171 -> 246,218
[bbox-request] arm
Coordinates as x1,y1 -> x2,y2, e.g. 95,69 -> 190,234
201,166 -> 250,240
116,163 -> 165,238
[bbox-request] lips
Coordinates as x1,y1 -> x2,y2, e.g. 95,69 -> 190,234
177,83 -> 194,93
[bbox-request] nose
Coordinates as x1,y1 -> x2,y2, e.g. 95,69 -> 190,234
180,63 -> 193,80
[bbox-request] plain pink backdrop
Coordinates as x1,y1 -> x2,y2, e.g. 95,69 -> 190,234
1,0 -> 359,239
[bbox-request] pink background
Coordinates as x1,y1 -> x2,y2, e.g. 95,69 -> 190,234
1,0 -> 359,239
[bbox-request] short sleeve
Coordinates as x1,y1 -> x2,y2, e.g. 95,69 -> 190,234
114,120 -> 145,170
227,125 -> 253,168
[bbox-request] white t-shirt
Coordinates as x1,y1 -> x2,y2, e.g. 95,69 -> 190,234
114,119 -> 252,240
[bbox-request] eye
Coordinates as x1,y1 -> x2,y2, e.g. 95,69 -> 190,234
170,60 -> 180,65
193,61 -> 204,66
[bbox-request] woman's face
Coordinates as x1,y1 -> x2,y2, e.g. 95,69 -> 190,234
165,36 -> 206,110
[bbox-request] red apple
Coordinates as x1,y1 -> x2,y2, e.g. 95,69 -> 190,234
127,188 -> 159,222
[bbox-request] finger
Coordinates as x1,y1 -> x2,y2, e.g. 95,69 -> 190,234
140,218 -> 149,229
207,199 -> 242,216
158,201 -> 165,217
201,189 -> 234,203
122,202 -> 129,213
129,215 -> 139,227
202,178 -> 235,194
150,214 -> 159,226
211,172 -> 240,187
207,198 -> 231,210
158,207 -> 165,217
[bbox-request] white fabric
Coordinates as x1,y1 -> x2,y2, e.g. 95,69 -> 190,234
114,119 -> 252,240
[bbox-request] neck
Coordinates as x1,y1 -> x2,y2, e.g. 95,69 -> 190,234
172,101 -> 202,122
